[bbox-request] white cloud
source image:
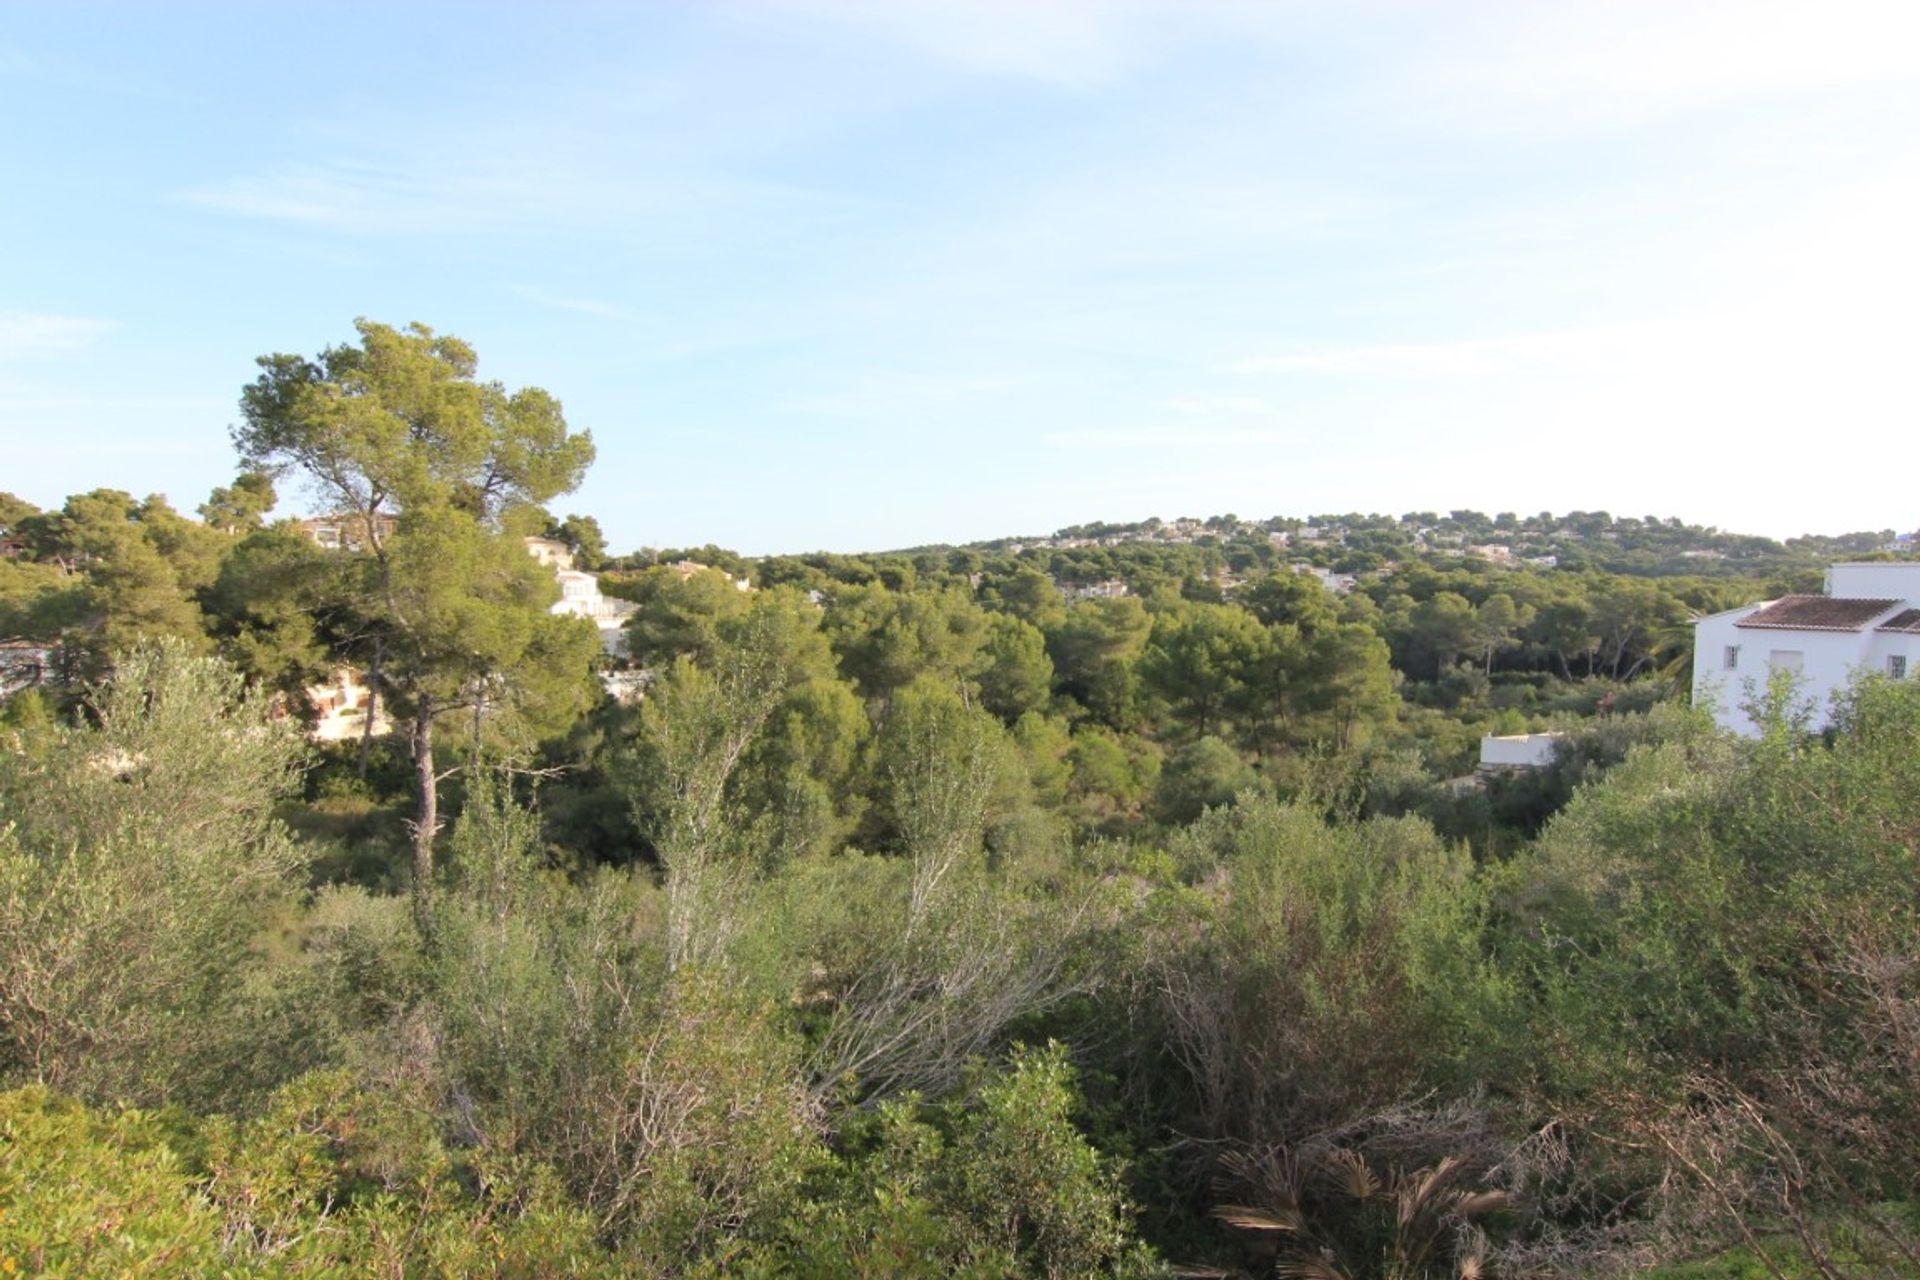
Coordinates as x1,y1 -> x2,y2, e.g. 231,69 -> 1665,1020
1044,425 -> 1296,449
0,311 -> 116,361
180,161 -> 519,234
1233,330 -> 1618,379
0,392 -> 222,413
1375,0 -> 1920,136
743,0 -> 1169,86
508,287 -> 636,321
782,369 -> 1021,417
1160,395 -> 1271,415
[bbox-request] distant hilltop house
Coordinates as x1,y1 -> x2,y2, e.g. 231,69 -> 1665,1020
1290,563 -> 1356,594
668,559 -> 753,592
303,668 -> 391,742
523,536 -> 574,570
295,512 -> 398,552
1479,732 -> 1561,771
529,537 -> 639,656
551,568 -> 638,655
1692,562 -> 1920,736
1062,579 -> 1131,602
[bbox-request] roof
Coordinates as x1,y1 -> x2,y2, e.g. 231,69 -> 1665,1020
1695,599 -> 1774,623
1734,595 -> 1902,632
1877,607 -> 1920,634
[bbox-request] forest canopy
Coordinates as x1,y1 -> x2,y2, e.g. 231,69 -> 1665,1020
2,324 -> 1918,1279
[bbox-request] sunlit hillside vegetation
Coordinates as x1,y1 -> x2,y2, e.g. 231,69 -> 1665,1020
2,324 -> 1917,1277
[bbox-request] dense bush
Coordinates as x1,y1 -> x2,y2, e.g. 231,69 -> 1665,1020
6,636 -> 1920,1275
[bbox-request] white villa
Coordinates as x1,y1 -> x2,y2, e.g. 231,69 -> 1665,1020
525,537 -> 638,656
1479,732 -> 1561,771
1692,562 -> 1920,736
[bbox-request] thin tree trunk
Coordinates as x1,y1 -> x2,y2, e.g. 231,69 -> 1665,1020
357,640 -> 383,779
411,695 -> 437,904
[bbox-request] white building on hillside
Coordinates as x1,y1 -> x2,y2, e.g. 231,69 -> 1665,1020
304,668 -> 391,741
550,569 -> 637,656
1479,732 -> 1561,771
524,536 -> 574,570
523,536 -> 637,655
1692,563 -> 1920,736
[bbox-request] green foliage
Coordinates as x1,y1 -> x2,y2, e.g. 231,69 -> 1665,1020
622,562 -> 753,666
0,1085 -> 226,1277
0,640 -> 320,1108
1048,595 -> 1152,729
234,318 -> 600,888
548,511 -> 608,569
1152,735 -> 1259,824
198,471 -> 278,533
1141,601 -> 1269,740
1155,797 -> 1509,1146
825,583 -> 989,704
0,1077 -> 624,1278
199,524 -> 338,696
8,489 -> 213,667
16,452 -> 1920,1278
978,611 -> 1056,722
743,1045 -> 1157,1279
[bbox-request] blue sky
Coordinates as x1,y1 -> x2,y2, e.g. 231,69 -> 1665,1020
4,1 -> 1917,554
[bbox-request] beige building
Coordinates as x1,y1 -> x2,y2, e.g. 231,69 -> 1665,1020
296,512 -> 398,552
523,536 -> 575,570
303,668 -> 392,742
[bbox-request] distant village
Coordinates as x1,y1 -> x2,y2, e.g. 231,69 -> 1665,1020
5,504 -> 1915,753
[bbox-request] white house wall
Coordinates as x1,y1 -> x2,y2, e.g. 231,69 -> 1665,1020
1695,612 -> 1906,735
1826,563 -> 1920,600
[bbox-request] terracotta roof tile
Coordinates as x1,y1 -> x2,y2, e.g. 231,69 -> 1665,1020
1877,607 -> 1920,634
1734,595 -> 1902,632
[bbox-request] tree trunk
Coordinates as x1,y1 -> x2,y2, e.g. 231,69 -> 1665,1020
357,639 -> 384,779
411,695 -> 437,903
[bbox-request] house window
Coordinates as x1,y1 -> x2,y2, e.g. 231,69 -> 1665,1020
1722,645 -> 1740,670
1769,650 -> 1803,673
1892,655 -> 1909,680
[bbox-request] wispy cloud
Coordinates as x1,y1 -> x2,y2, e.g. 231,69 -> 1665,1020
782,369 -> 1021,417
507,286 -> 637,321
0,391 -> 222,413
1160,395 -> 1270,415
1372,0 -> 1920,137
744,0 -> 1167,87
179,161 -> 520,234
0,311 -> 116,361
1044,425 -> 1296,449
1232,330 -> 1612,379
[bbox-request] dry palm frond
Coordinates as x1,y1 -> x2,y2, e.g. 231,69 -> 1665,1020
1276,1250 -> 1353,1280
1455,1224 -> 1490,1279
1396,1155 -> 1467,1228
1450,1190 -> 1510,1220
1212,1204 -> 1304,1234
1324,1146 -> 1382,1202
